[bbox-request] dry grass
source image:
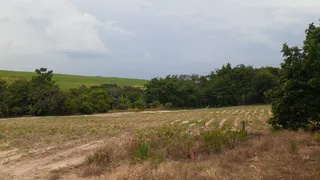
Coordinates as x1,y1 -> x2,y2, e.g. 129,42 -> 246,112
81,131 -> 320,180
0,105 -> 271,150
1,105 -> 319,180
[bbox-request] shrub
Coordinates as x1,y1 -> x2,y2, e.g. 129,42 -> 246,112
152,101 -> 161,108
148,103 -> 154,108
131,125 -> 248,161
134,99 -> 147,110
164,102 -> 173,109
133,125 -> 196,160
132,141 -> 151,161
315,133 -> 320,143
119,95 -> 132,110
200,129 -> 248,153
78,89 -> 112,114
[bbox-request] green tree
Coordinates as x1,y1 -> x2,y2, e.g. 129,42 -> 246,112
28,68 -> 65,116
79,89 -> 112,114
7,79 -> 31,116
118,95 -> 132,109
268,23 -> 320,130
134,99 -> 147,110
0,79 -> 9,117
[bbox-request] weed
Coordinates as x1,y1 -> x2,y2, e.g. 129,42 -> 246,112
86,148 -> 112,166
289,139 -> 298,153
314,133 -> 320,143
197,120 -> 206,127
200,129 -> 226,153
132,141 -> 150,161
84,143 -> 128,177
200,129 -> 248,153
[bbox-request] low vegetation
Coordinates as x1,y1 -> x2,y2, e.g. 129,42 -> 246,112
80,126 -> 320,180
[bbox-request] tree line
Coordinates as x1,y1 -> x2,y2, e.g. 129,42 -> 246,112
145,64 -> 279,108
0,68 -> 145,117
0,64 -> 279,118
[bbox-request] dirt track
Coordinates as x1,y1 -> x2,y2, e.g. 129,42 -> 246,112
0,140 -> 103,179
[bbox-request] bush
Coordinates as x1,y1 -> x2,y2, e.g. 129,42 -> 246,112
152,101 -> 161,108
133,125 -> 196,161
132,141 -> 151,161
79,101 -> 95,114
131,125 -> 248,161
200,129 -> 248,153
118,95 -> 132,110
78,89 -> 112,114
164,102 -> 173,109
134,99 -> 147,110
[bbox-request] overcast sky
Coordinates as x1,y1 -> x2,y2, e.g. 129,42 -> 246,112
0,0 -> 319,79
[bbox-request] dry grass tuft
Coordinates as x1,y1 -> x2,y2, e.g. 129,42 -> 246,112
82,139 -> 132,177
47,171 -> 61,180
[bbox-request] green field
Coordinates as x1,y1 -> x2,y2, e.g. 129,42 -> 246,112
0,70 -> 148,89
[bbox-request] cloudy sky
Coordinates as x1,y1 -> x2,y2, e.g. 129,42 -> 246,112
0,0 -> 319,79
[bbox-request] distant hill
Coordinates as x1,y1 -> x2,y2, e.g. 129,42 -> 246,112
0,70 -> 148,89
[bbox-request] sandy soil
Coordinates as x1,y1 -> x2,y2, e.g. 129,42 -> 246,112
0,140 -> 105,180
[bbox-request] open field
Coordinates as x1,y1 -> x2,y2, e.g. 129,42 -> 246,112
0,70 -> 147,89
0,105 -> 319,180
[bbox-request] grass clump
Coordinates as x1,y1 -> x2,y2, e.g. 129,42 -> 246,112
132,125 -> 248,161
133,125 -> 196,161
289,139 -> 298,154
83,143 -> 128,177
200,128 -> 248,153
314,133 -> 320,143
132,141 -> 151,161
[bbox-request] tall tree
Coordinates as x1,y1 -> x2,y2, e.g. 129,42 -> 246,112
268,23 -> 320,130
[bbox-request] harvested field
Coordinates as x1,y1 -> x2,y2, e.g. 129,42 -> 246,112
0,105 -> 319,180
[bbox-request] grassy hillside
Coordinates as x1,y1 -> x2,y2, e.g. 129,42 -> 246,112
0,70 -> 148,89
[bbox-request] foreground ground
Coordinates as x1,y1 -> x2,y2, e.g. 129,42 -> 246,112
0,105 -> 319,180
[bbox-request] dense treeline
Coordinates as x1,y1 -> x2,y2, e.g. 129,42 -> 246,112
145,64 -> 279,108
0,64 -> 279,118
0,68 -> 145,117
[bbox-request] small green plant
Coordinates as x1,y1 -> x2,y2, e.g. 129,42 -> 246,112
314,133 -> 320,143
197,120 -> 206,126
132,141 -> 150,160
200,129 -> 226,153
289,139 -> 298,153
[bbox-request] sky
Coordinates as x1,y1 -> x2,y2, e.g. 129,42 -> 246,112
0,0 -> 319,79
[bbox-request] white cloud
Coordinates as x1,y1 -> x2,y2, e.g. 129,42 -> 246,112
1,0 -> 320,78
0,0 -> 106,55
